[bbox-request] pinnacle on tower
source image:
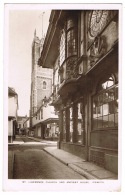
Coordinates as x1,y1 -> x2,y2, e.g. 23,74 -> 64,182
34,29 -> 36,37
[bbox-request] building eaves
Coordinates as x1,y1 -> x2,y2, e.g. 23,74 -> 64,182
38,10 -> 62,68
8,87 -> 17,96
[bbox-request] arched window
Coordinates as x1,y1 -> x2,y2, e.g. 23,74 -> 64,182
43,81 -> 47,89
92,74 -> 118,130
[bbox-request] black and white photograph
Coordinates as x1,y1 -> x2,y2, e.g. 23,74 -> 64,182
2,1 -> 123,192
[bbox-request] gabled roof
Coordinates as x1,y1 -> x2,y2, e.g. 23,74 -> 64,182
8,87 -> 17,96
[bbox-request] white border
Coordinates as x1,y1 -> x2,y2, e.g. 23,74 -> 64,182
1,0 -> 125,193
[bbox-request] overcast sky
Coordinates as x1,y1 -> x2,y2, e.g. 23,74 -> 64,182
5,3 -> 123,118
7,5 -> 51,116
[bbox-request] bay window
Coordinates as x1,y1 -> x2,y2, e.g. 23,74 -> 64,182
59,18 -> 77,66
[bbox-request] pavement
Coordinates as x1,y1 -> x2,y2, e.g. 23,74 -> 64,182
8,135 -> 118,180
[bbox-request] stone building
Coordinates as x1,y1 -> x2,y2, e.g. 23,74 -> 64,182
30,30 -> 58,138
30,30 -> 53,116
17,116 -> 28,135
8,87 -> 18,142
32,96 -> 59,140
38,10 -> 119,174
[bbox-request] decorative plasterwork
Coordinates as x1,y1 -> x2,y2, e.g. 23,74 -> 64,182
88,35 -> 107,68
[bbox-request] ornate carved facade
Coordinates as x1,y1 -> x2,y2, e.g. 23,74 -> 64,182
38,9 -> 119,175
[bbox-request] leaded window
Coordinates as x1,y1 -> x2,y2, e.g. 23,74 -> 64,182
67,29 -> 77,57
67,18 -> 77,58
59,18 -> 77,66
92,75 -> 118,130
60,30 -> 66,65
63,110 -> 66,141
77,103 -> 83,143
69,107 -> 73,142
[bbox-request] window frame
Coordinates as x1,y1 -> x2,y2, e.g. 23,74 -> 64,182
59,18 -> 78,67
43,81 -> 47,90
75,101 -> 84,144
59,29 -> 66,66
92,76 -> 118,131
62,109 -> 66,142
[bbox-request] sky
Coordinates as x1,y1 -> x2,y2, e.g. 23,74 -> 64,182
7,5 -> 51,116
5,3 -> 124,118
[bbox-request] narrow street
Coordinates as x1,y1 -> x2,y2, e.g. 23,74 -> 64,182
8,137 -> 86,179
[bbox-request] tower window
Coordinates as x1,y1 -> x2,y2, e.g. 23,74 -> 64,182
43,81 -> 47,89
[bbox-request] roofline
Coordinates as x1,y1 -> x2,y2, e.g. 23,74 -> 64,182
8,87 -> 18,96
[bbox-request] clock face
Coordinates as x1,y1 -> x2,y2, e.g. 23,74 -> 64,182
89,10 -> 109,37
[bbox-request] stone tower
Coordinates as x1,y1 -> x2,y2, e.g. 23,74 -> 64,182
30,30 -> 53,116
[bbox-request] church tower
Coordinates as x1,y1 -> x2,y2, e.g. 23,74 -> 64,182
30,30 -> 53,117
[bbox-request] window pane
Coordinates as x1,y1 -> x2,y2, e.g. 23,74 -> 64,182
93,96 -> 98,118
98,117 -> 103,128
109,114 -> 114,127
92,82 -> 118,130
63,111 -> 66,141
103,115 -> 108,128
77,103 -> 83,143
93,105 -> 98,118
67,29 -> 77,57
70,107 -> 73,142
60,30 -> 65,65
103,104 -> 109,115
77,119 -> 83,143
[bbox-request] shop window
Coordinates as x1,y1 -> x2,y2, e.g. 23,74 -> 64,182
69,107 -> 73,142
63,110 -> 66,141
92,75 -> 118,130
77,103 -> 84,143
